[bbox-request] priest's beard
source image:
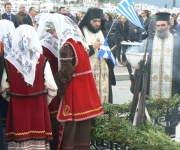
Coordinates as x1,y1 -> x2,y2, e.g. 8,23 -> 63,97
87,22 -> 101,33
156,29 -> 169,39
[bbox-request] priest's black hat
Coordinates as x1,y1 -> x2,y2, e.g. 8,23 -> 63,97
155,12 -> 171,22
79,8 -> 105,30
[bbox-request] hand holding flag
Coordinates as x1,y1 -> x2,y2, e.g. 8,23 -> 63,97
98,38 -> 118,66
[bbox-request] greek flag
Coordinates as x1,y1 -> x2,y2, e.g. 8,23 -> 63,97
98,38 -> 118,66
116,0 -> 144,29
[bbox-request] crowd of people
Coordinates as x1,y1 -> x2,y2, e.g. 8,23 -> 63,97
104,10 -> 180,65
0,2 -> 116,150
1,1 -> 180,149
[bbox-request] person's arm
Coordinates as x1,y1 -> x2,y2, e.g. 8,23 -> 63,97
44,61 -> 58,104
14,16 -> 19,28
114,23 -> 122,44
54,43 -> 76,98
88,45 -> 95,56
126,24 -> 130,41
16,14 -> 21,25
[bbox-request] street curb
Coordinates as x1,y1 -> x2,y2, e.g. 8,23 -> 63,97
115,73 -> 130,81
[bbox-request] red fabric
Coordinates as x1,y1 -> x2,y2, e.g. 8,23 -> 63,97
42,46 -> 58,76
57,123 -> 65,150
57,39 -> 103,122
5,55 -> 52,142
0,42 -> 3,56
42,46 -> 60,118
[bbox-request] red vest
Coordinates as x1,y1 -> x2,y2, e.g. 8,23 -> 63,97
5,55 -> 52,141
5,54 -> 47,96
57,39 -> 103,122
42,46 -> 60,118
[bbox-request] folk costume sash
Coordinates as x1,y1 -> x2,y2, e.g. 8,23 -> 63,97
150,32 -> 174,98
83,26 -> 109,103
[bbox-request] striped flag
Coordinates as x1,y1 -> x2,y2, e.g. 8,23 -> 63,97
98,38 -> 118,66
116,0 -> 144,29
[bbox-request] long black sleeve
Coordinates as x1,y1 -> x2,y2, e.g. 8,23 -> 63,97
88,45 -> 95,57
54,44 -> 75,98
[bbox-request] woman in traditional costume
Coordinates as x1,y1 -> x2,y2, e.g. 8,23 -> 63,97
0,20 -> 15,150
45,13 -> 103,150
0,25 -> 57,150
37,13 -> 60,149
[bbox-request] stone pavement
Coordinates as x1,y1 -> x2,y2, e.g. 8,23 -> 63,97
112,65 -> 133,104
114,65 -> 134,81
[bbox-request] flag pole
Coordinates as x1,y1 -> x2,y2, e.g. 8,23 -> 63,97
106,21 -> 115,38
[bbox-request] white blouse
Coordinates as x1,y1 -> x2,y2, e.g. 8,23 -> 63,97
0,61 -> 58,104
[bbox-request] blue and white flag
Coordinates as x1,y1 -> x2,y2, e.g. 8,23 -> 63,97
116,0 -> 143,29
98,38 -> 118,66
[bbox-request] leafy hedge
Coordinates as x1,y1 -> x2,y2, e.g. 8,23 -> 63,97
91,94 -> 180,150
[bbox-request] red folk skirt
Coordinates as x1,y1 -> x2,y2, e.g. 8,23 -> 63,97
5,94 -> 52,142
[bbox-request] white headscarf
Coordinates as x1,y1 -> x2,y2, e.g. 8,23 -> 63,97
37,13 -> 52,40
0,20 -> 15,57
45,13 -> 89,51
34,13 -> 42,25
5,25 -> 43,85
37,13 -> 59,59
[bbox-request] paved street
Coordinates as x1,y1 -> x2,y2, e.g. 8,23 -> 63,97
112,80 -> 133,104
112,66 -> 133,104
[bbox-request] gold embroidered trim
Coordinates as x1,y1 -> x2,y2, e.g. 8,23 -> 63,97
72,70 -> 92,77
6,130 -> 52,136
62,105 -> 102,117
49,110 -> 58,114
6,136 -> 53,141
150,33 -> 173,98
6,89 -> 48,97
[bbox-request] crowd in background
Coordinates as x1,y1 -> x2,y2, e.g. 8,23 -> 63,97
1,2 -> 180,65
105,10 -> 180,65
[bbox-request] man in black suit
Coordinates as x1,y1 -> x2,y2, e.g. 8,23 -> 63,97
22,7 -> 37,26
2,2 -> 19,28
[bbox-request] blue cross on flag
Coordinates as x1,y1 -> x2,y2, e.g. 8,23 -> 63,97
116,0 -> 144,29
98,38 -> 118,66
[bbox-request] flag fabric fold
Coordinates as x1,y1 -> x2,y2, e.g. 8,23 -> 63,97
116,0 -> 144,29
98,38 -> 118,66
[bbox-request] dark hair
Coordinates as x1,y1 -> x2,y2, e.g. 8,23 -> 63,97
106,13 -> 113,21
171,13 -> 176,17
4,2 -> 11,8
59,7 -> 65,12
142,10 -> 150,18
29,7 -> 35,13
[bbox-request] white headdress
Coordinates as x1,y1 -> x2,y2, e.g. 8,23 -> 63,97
37,13 -> 59,59
45,13 -> 89,51
0,20 -> 15,57
5,25 -> 43,85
